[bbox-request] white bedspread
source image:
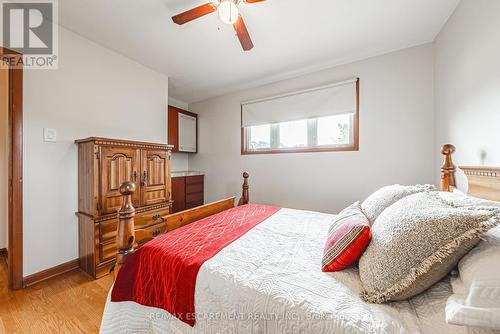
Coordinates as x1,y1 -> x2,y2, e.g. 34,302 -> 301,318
100,208 -> 490,334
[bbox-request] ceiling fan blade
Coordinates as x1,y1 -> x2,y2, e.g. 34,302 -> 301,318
233,15 -> 254,51
172,3 -> 216,25
244,0 -> 266,3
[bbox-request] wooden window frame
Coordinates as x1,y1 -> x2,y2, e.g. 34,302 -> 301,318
1,47 -> 24,290
241,79 -> 359,155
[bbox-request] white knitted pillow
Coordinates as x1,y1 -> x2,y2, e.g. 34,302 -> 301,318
359,192 -> 499,303
361,184 -> 435,223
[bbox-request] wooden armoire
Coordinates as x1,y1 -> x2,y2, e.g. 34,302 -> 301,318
75,137 -> 173,278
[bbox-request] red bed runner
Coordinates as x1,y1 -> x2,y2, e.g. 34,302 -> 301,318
111,204 -> 280,326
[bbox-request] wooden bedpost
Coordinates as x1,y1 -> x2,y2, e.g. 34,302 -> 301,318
115,181 -> 136,277
441,144 -> 456,192
238,172 -> 250,206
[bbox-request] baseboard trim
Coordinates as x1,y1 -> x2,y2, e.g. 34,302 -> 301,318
23,259 -> 80,288
0,248 -> 7,257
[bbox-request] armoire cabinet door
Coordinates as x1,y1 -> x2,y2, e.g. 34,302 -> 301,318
178,113 -> 197,153
141,149 -> 171,207
100,147 -> 141,215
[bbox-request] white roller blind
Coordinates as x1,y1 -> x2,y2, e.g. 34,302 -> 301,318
242,79 -> 357,128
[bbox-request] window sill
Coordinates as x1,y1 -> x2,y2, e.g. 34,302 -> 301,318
241,144 -> 359,155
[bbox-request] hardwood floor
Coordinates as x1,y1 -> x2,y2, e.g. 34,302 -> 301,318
0,255 -> 113,333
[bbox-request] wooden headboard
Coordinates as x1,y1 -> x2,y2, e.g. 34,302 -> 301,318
441,144 -> 500,201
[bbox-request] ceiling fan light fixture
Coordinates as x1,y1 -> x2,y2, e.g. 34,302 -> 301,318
218,1 -> 239,25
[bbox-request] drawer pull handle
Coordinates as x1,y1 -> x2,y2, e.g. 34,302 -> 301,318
152,230 -> 161,237
152,215 -> 165,224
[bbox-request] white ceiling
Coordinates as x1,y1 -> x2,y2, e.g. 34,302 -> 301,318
58,0 -> 459,103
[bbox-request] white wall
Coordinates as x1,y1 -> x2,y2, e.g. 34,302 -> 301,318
169,97 -> 189,110
189,44 -> 436,213
0,63 -> 8,249
171,154 -> 189,171
434,0 -> 500,187
23,27 -> 169,276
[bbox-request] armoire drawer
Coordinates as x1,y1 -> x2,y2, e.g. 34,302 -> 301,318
99,222 -> 166,263
99,240 -> 117,264
135,207 -> 171,227
99,206 -> 171,242
135,223 -> 168,246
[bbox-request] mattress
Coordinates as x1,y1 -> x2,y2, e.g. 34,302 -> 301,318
100,208 -> 493,334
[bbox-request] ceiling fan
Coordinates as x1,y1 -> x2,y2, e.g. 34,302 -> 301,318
172,0 -> 265,51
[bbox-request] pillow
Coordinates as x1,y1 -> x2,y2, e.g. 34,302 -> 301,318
361,184 -> 435,223
439,189 -> 500,209
322,202 -> 371,272
445,225 -> 500,329
359,192 -> 499,303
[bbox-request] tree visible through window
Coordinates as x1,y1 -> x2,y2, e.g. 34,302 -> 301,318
248,124 -> 271,150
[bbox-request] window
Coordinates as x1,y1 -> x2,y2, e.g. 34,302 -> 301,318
279,119 -> 308,148
241,78 -> 359,154
247,124 -> 271,150
317,114 -> 352,146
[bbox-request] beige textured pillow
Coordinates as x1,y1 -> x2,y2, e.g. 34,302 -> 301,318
359,192 -> 499,303
361,184 -> 435,223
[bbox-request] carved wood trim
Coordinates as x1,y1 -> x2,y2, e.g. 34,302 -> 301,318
439,144 -> 500,202
460,166 -> 500,177
75,137 -> 173,150
77,202 -> 172,222
459,166 -> 500,202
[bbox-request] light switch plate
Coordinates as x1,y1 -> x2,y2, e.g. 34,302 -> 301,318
43,128 -> 57,142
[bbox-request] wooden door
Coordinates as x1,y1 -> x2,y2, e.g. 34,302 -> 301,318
100,147 -> 140,215
141,149 -> 171,207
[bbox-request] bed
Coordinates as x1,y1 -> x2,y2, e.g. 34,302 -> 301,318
100,145 -> 500,334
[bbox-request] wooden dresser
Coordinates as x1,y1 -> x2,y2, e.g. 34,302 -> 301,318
75,137 -> 173,278
171,174 -> 205,213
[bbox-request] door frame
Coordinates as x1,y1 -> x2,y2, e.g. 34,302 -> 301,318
1,47 -> 24,290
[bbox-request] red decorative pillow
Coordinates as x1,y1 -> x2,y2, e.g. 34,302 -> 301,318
322,202 -> 371,272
